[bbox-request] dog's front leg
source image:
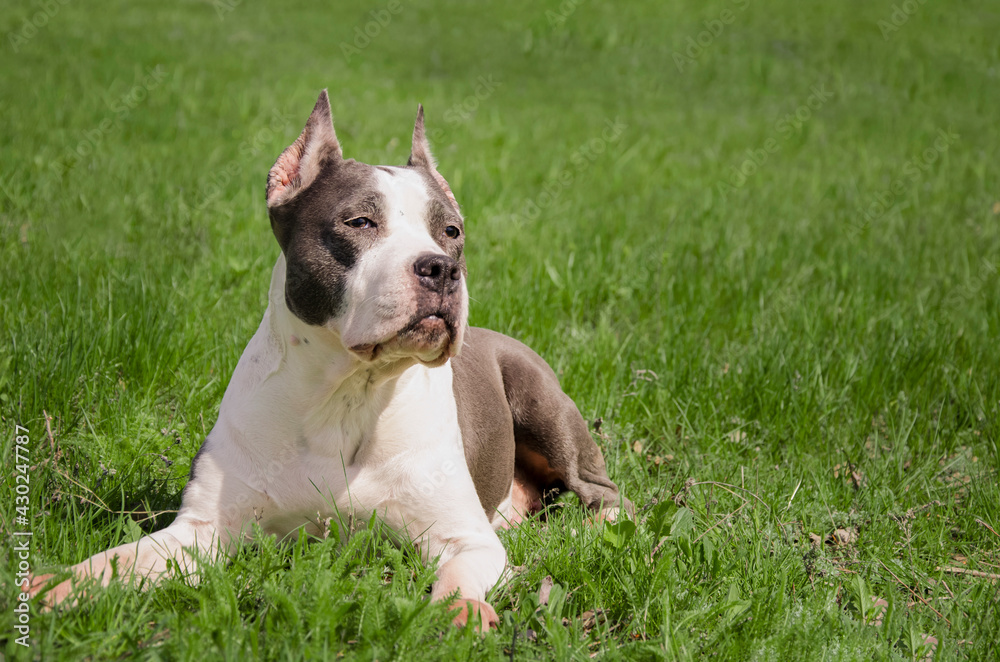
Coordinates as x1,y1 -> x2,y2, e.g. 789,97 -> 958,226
30,515 -> 227,607
358,444 -> 507,631
377,456 -> 507,632
29,444 -> 259,606
427,529 -> 507,631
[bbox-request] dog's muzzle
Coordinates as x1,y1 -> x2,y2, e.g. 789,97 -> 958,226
349,252 -> 465,365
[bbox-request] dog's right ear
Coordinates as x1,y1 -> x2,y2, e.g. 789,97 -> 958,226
266,90 -> 342,208
408,105 -> 460,213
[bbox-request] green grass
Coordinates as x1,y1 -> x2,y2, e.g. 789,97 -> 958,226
2,0 -> 999,659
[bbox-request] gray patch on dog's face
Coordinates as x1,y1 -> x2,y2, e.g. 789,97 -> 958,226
269,159 -> 386,326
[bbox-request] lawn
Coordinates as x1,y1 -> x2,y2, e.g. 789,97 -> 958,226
1,0 -> 998,659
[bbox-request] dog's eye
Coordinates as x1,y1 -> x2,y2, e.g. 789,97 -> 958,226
345,217 -> 374,229
444,225 -> 461,239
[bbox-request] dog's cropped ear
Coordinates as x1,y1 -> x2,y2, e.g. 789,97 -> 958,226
408,105 -> 460,213
266,90 -> 342,208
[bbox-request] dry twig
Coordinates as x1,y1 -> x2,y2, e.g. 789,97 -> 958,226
975,518 -> 1000,539
878,559 -> 951,626
936,566 -> 1000,582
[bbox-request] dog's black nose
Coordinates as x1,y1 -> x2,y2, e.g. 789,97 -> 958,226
414,253 -> 461,293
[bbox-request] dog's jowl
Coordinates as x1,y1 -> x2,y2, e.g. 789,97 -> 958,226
31,90 -> 631,631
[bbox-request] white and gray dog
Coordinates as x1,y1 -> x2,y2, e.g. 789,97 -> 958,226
32,90 -> 631,630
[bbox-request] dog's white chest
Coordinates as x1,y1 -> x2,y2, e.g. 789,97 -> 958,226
205,319 -> 466,540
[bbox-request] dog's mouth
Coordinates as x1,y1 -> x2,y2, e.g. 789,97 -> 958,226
349,311 -> 458,366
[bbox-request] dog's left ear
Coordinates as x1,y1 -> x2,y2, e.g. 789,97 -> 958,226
267,89 -> 342,209
408,105 -> 460,213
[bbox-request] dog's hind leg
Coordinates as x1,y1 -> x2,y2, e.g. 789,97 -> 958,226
494,335 -> 633,521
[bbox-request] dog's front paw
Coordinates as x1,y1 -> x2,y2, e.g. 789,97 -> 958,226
26,573 -> 54,598
450,598 -> 499,633
26,573 -> 75,609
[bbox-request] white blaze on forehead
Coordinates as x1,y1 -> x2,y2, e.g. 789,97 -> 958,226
374,167 -> 439,248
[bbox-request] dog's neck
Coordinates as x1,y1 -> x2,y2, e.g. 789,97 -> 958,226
257,255 -> 425,461
266,255 -> 418,396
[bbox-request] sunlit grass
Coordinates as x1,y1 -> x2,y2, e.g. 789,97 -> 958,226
1,0 -> 998,659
